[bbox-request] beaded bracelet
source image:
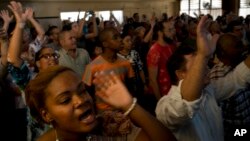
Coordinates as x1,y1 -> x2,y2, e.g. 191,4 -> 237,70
123,98 -> 137,116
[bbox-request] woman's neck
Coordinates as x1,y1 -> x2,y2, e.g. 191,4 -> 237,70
55,128 -> 88,141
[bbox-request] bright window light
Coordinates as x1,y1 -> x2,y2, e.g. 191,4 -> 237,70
60,10 -> 123,24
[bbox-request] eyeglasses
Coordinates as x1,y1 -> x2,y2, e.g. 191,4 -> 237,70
39,53 -> 60,60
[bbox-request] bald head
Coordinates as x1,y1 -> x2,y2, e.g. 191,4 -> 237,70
216,33 -> 245,66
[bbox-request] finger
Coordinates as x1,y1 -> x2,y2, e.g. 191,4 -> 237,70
109,72 -> 121,85
96,91 -> 108,99
7,5 -> 14,12
17,2 -> 23,11
197,15 -> 208,34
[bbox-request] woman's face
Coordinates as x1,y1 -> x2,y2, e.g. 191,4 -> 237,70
36,48 -> 59,71
43,71 -> 97,133
122,35 -> 133,50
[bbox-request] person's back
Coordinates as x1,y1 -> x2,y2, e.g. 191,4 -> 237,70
208,33 -> 250,140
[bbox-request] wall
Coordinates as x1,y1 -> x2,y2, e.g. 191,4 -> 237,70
1,0 -> 178,18
0,0 -> 179,30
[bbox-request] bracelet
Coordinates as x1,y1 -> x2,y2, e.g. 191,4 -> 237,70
123,98 -> 137,116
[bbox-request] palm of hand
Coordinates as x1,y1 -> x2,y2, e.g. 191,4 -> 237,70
94,75 -> 133,110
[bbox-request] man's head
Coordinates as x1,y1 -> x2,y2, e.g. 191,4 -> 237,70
227,19 -> 244,38
99,27 -> 123,52
168,46 -> 196,85
153,20 -> 176,44
133,13 -> 139,22
59,30 -> 77,50
216,33 -> 247,67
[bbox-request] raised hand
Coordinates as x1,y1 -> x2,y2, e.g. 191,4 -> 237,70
8,1 -> 29,23
26,7 -> 34,21
196,15 -> 215,58
93,72 -> 133,111
0,10 -> 13,24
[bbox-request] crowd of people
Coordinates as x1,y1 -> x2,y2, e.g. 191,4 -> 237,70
1,1 -> 250,141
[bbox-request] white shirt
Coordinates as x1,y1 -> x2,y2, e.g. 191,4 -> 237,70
156,62 -> 250,141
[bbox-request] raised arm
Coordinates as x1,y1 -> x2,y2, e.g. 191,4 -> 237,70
181,16 -> 216,101
85,13 -> 98,39
77,12 -> 87,38
26,7 -> 45,40
0,10 -> 13,31
0,29 -> 8,78
93,73 -> 176,141
110,12 -> 122,32
143,18 -> 155,43
0,29 -> 8,67
7,1 -> 28,67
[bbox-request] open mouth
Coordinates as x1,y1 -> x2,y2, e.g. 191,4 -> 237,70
79,108 -> 95,124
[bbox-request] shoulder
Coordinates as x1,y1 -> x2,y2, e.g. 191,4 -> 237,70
148,43 -> 161,53
77,48 -> 89,54
36,129 -> 55,141
89,56 -> 104,65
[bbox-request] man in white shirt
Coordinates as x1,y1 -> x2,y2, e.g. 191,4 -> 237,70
156,16 -> 250,141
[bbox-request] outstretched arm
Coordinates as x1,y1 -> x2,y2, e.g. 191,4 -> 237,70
181,16 -> 216,101
85,13 -> 98,39
0,29 -> 8,79
26,7 -> 45,40
143,15 -> 155,43
7,1 -> 28,67
93,73 -> 176,141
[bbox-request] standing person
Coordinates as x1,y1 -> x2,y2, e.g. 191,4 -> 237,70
208,33 -> 250,141
0,19 -> 16,141
58,30 -> 91,76
155,15 -> 250,141
147,20 -> 176,100
82,27 -> 135,137
118,34 -> 150,112
7,1 -> 59,140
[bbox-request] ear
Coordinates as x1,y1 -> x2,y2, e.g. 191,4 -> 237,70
175,70 -> 186,81
40,108 -> 53,123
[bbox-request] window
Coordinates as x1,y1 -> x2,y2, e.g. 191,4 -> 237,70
180,0 -> 222,19
60,10 -> 123,24
239,0 -> 250,18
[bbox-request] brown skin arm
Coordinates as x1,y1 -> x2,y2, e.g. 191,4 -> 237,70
148,66 -> 161,100
93,73 -> 177,141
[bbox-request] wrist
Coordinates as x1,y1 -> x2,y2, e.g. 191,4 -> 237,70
17,22 -> 26,29
123,98 -> 137,116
